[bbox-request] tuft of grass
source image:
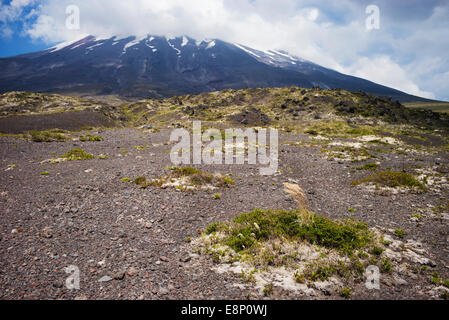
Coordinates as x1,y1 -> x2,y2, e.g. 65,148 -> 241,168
431,273 -> 441,285
284,183 -> 309,212
394,229 -> 405,239
301,263 -> 337,282
263,283 -> 274,297
213,193 -> 222,200
134,177 -> 147,187
29,129 -> 67,142
442,279 -> 449,288
206,209 -> 372,255
205,222 -> 219,235
371,246 -> 384,256
147,167 -> 235,190
79,134 -> 104,142
62,149 -> 95,161
304,121 -> 374,138
380,258 -> 393,273
41,171 -> 50,176
120,177 -> 131,183
356,163 -> 378,171
351,171 -> 425,189
339,287 -> 351,299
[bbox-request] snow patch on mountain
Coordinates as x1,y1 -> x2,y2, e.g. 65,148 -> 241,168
233,43 -> 261,58
166,38 -> 181,56
181,36 -> 189,47
48,35 -> 90,53
206,40 -> 216,49
122,35 -> 148,54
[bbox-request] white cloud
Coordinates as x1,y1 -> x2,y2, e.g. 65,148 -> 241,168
1,26 -> 13,38
0,0 -> 35,22
337,56 -> 436,99
1,0 -> 448,100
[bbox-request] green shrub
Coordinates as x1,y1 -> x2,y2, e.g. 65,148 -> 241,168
356,163 -> 378,171
80,134 -> 104,142
134,177 -> 147,186
205,222 -> 219,235
372,246 -> 384,256
351,171 -> 425,189
339,287 -> 351,299
62,149 -> 94,160
394,229 -> 406,239
380,258 -> 392,273
208,209 -> 372,255
29,129 -> 67,142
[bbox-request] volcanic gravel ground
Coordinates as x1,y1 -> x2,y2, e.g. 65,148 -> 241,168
0,128 -> 448,299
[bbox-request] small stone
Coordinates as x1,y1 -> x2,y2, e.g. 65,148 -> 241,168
112,271 -> 125,280
304,288 -> 316,297
39,227 -> 53,239
127,267 -> 138,276
160,256 -> 169,262
393,276 -> 408,286
53,281 -> 63,288
180,255 -> 191,263
428,286 -> 449,298
98,276 -> 112,283
158,287 -> 169,295
97,259 -> 106,267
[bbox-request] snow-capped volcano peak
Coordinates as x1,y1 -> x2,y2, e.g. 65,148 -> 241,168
2,34 -> 420,101
46,34 -> 306,68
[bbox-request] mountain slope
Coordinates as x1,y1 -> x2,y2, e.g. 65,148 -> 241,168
0,35 -> 431,101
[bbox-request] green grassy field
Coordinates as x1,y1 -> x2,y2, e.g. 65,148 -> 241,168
404,102 -> 449,114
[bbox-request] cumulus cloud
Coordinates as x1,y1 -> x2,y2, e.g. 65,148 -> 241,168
0,0 -> 35,22
1,0 -> 448,100
337,56 -> 436,99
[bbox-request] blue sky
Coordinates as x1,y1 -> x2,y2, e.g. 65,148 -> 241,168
1,0 -> 448,101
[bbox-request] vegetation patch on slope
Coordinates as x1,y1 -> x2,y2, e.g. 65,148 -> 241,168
192,183 -> 435,297
351,171 -> 426,190
124,167 -> 235,191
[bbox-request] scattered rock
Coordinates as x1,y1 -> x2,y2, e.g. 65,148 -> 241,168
428,286 -> 449,298
112,271 -> 126,280
39,227 -> 53,239
98,276 -> 113,283
127,267 -> 138,277
180,255 -> 191,263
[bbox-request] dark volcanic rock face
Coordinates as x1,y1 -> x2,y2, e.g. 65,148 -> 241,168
0,111 -> 116,134
0,35 -> 429,101
228,107 -> 271,126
